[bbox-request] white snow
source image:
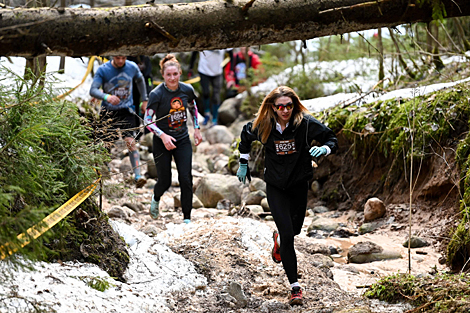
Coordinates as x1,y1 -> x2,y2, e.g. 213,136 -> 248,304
0,218 -> 276,313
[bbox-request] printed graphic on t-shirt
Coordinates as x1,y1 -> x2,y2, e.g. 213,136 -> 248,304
274,139 -> 296,155
104,73 -> 133,101
168,97 -> 187,130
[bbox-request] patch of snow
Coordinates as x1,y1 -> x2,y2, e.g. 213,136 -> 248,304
0,220 -> 207,313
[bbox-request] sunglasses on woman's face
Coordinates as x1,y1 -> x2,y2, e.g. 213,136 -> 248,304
274,102 -> 294,111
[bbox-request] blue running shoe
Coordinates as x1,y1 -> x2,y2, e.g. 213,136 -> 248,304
150,196 -> 159,219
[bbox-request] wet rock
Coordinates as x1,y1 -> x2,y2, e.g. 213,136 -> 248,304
338,265 -> 360,274
192,153 -> 211,173
221,281 -> 247,308
218,97 -> 241,126
213,157 -> 230,174
307,229 -> 326,239
329,246 -> 339,255
331,227 -> 358,238
123,202 -> 145,212
348,241 -> 402,264
205,125 -> 235,144
217,199 -> 233,210
241,186 -> 250,204
196,142 -> 231,156
364,197 -> 386,222
349,241 -> 383,255
306,243 -> 331,256
312,205 -> 330,213
307,216 -> 340,232
403,236 -> 429,248
358,221 -> 383,234
173,192 -> 203,209
311,180 -> 321,196
140,225 -> 160,237
243,190 -> 266,205
333,307 -> 371,313
249,177 -> 266,193
258,300 -> 289,312
107,205 -> 136,219
246,205 -> 264,214
310,254 -> 334,279
260,198 -> 270,212
195,173 -> 243,207
311,253 -> 334,268
145,178 -> 157,189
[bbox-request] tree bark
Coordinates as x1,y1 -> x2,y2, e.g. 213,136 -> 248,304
453,17 -> 470,51
388,27 -> 416,79
377,28 -> 384,84
0,0 -> 469,57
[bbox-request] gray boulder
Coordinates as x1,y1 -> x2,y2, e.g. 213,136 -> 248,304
364,197 -> 386,222
307,216 -> 340,232
218,97 -> 241,125
243,190 -> 266,205
403,236 -> 429,248
249,177 -> 266,193
348,241 -> 402,264
205,125 -> 234,144
195,173 -> 243,207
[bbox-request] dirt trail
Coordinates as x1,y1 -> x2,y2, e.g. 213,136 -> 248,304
104,186 -> 443,312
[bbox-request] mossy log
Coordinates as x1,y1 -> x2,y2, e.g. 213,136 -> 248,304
0,0 -> 470,57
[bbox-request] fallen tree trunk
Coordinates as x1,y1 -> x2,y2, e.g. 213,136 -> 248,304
0,0 -> 469,57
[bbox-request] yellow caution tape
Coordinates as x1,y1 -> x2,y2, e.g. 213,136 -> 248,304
221,56 -> 230,68
0,177 -> 101,260
55,56 -> 97,100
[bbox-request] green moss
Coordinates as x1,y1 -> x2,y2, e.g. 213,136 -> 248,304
76,276 -> 114,292
317,85 -> 470,163
365,272 -> 470,311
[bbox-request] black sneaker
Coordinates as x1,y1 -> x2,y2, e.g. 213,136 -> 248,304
289,286 -> 303,306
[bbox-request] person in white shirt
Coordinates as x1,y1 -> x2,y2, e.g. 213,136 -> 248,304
188,49 -> 233,125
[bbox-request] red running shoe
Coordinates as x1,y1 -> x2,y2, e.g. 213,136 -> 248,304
272,230 -> 281,263
289,286 -> 303,306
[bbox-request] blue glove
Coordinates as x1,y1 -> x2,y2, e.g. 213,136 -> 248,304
236,161 -> 251,184
309,146 -> 327,158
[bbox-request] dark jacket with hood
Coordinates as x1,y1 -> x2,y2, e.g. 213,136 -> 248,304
239,113 -> 338,190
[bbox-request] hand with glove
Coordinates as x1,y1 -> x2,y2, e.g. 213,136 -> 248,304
236,159 -> 252,184
309,146 -> 327,158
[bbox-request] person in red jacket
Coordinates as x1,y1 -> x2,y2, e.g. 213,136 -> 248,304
224,47 -> 262,98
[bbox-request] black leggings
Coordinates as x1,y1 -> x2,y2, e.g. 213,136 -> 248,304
199,72 -> 222,113
153,135 -> 193,220
267,181 -> 308,284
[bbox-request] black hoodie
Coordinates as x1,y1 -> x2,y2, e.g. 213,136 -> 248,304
239,113 -> 338,190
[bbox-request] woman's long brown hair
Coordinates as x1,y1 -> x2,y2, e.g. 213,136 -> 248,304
252,86 -> 309,143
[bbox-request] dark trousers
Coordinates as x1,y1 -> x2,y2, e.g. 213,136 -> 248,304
267,181 -> 308,284
99,108 -> 137,144
152,135 -> 193,220
199,72 -> 222,117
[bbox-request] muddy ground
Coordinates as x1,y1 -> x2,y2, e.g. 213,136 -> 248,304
98,132 -> 459,312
